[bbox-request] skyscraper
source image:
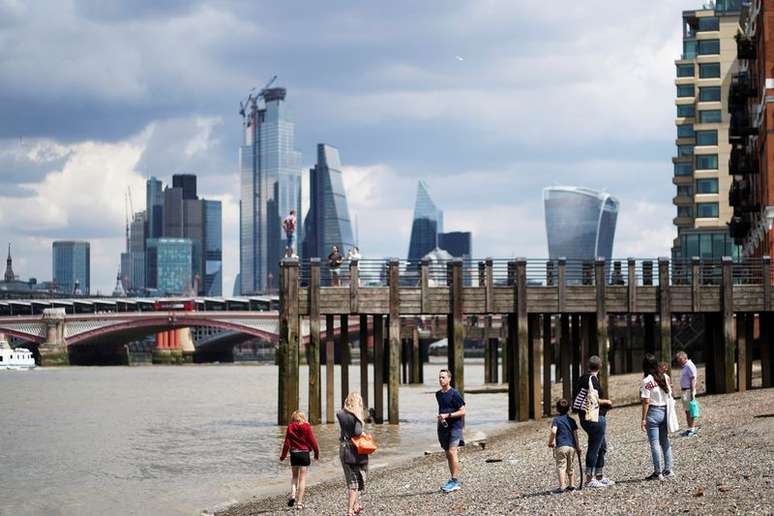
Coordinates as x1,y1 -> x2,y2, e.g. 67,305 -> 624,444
203,200 -> 223,295
146,177 -> 164,240
671,2 -> 742,260
302,144 -> 355,261
438,232 -> 472,262
543,187 -> 619,261
52,241 -> 90,295
239,87 -> 303,293
407,181 -> 444,261
145,238 -> 192,295
172,174 -> 197,200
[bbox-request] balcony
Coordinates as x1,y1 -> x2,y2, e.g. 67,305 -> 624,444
673,175 -> 693,186
729,215 -> 751,243
673,215 -> 695,226
736,33 -> 756,60
728,110 -> 757,143
729,147 -> 759,175
673,194 -> 693,205
728,71 -> 756,106
728,179 -> 758,212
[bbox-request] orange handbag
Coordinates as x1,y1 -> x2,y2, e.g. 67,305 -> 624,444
351,433 -> 377,455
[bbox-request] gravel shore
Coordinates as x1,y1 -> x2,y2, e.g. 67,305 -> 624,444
219,378 -> 774,515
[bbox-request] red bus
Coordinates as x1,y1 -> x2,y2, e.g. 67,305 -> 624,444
154,300 -> 195,311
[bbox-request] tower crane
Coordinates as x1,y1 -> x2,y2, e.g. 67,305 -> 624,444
239,75 -> 278,124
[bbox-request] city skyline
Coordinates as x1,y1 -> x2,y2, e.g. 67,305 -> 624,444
0,1 -> 696,293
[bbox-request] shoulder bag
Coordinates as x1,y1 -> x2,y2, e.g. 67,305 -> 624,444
584,376 -> 600,422
665,379 -> 680,433
351,433 -> 377,455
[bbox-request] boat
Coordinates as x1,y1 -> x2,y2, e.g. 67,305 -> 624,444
0,336 -> 35,370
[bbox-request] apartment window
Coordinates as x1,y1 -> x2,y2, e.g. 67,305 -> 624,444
696,178 -> 719,194
677,124 -> 694,138
695,130 -> 718,145
696,154 -> 718,169
683,40 -> 697,59
677,84 -> 695,97
678,206 -> 694,217
674,162 -> 693,176
699,110 -> 722,123
697,39 -> 720,55
676,64 -> 695,77
677,104 -> 695,117
678,144 -> 694,157
677,185 -> 694,197
699,86 -> 721,101
699,63 -> 721,78
697,17 -> 720,32
697,202 -> 720,217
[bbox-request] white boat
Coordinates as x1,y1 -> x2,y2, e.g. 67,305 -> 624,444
0,337 -> 35,370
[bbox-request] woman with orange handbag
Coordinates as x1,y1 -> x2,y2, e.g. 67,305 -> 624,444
337,392 -> 369,516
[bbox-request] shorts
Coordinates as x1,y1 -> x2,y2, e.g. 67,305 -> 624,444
342,463 -> 367,491
438,423 -> 465,451
553,446 -> 575,474
681,390 -> 694,411
330,268 -> 340,276
290,450 -> 310,467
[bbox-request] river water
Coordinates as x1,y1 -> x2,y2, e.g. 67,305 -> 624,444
0,360 -> 511,516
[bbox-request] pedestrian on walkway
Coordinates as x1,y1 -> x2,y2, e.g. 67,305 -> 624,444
436,369 -> 466,493
280,410 -> 319,509
337,392 -> 368,516
676,351 -> 699,436
283,210 -> 297,257
547,398 -> 582,493
328,245 -> 343,286
640,353 -> 675,481
572,355 -> 614,488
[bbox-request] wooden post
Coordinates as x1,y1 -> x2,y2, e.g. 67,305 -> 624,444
373,314 -> 384,423
722,257 -> 736,393
360,314 -> 369,415
448,259 -> 465,396
643,260 -> 655,355
704,313 -> 717,394
543,314 -> 552,417
528,314 -> 541,419
761,312 -> 773,388
691,257 -> 701,313
595,259 -> 609,394
626,258 -> 636,374
325,314 -> 335,424
308,259 -> 322,424
658,258 -> 672,367
350,259 -> 359,313
507,261 -> 517,420
489,337 -> 499,383
560,314 -> 571,400
340,314 -> 350,406
388,259 -> 401,424
571,314 -> 581,385
485,258 -> 494,314
516,258 -> 529,422
580,314 -> 590,369
278,259 -> 300,426
737,313 -> 748,393
745,314 -> 754,390
484,317 -> 492,384
412,327 -> 420,384
420,259 -> 430,314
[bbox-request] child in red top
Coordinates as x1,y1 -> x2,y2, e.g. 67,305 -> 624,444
280,410 -> 319,508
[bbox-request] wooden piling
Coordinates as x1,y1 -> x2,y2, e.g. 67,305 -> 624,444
412,327 -> 420,384
595,259 -> 609,394
560,314 -> 571,400
326,314 -> 335,424
543,314 -> 552,416
340,314 -> 350,405
761,312 -> 773,388
528,314 -> 541,420
722,257 -> 736,393
388,259 -> 401,424
571,314 -> 581,384
507,262 -> 517,420
373,314 -> 384,423
737,313 -> 748,393
516,259 -> 529,422
360,314 -> 369,414
308,259 -> 322,424
449,259 -> 465,396
278,259 -> 300,426
658,258 -> 672,365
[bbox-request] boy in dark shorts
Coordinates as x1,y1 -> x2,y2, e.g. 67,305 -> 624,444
547,399 -> 581,493
436,369 -> 466,493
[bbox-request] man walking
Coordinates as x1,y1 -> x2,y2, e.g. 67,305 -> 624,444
282,209 -> 297,257
676,351 -> 698,436
436,369 -> 465,493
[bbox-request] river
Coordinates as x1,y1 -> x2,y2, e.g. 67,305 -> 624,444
0,360 -> 511,515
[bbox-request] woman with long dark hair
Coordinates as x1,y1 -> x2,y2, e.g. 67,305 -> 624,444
640,353 -> 674,480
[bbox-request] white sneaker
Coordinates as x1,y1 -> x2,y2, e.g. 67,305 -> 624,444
586,479 -> 603,488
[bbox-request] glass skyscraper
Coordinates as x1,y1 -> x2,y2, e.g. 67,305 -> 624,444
302,144 -> 355,261
146,238 -> 192,295
146,177 -> 164,240
407,181 -> 444,260
52,241 -> 90,295
239,87 -> 302,293
543,187 -> 620,261
204,200 -> 223,295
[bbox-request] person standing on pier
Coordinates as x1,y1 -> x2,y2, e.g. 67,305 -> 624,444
640,353 -> 675,480
337,392 -> 368,516
572,356 -> 614,488
283,209 -> 297,257
280,410 -> 319,509
436,369 -> 466,493
328,245 -> 343,286
676,351 -> 699,437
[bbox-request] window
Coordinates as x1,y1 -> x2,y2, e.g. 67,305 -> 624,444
696,154 -> 718,169
678,144 -> 694,157
677,104 -> 695,117
695,130 -> 718,145
676,64 -> 695,77
677,185 -> 693,196
678,206 -> 694,217
697,39 -> 720,55
696,178 -> 719,193
674,162 -> 693,176
697,202 -> 720,217
699,86 -> 721,101
677,84 -> 694,97
697,17 -> 720,32
683,40 -> 697,59
699,110 -> 722,123
677,124 -> 694,138
699,63 -> 721,78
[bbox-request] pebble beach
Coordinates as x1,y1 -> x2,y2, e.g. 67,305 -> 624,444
219,375 -> 774,515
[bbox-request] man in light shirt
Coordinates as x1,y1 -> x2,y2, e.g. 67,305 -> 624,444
676,351 -> 698,436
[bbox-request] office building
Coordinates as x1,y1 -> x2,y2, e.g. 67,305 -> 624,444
172,174 -> 197,200
543,187 -> 619,261
204,200 -> 223,295
407,181 -> 444,261
52,241 -> 90,295
302,144 -> 355,261
239,86 -> 303,293
146,238 -> 193,295
438,231 -> 472,262
672,1 -> 743,260
146,177 -> 164,239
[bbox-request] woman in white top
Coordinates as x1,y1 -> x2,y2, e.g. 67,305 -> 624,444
640,353 -> 674,480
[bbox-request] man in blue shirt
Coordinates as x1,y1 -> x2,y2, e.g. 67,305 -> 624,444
436,369 -> 466,493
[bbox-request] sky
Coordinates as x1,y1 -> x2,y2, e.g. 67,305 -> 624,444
0,0 -> 700,294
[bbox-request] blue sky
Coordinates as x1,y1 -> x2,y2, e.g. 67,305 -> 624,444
0,0 -> 700,293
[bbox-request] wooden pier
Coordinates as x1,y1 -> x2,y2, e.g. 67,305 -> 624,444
277,256 -> 774,425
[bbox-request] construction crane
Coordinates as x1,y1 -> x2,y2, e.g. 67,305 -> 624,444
239,75 -> 278,124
